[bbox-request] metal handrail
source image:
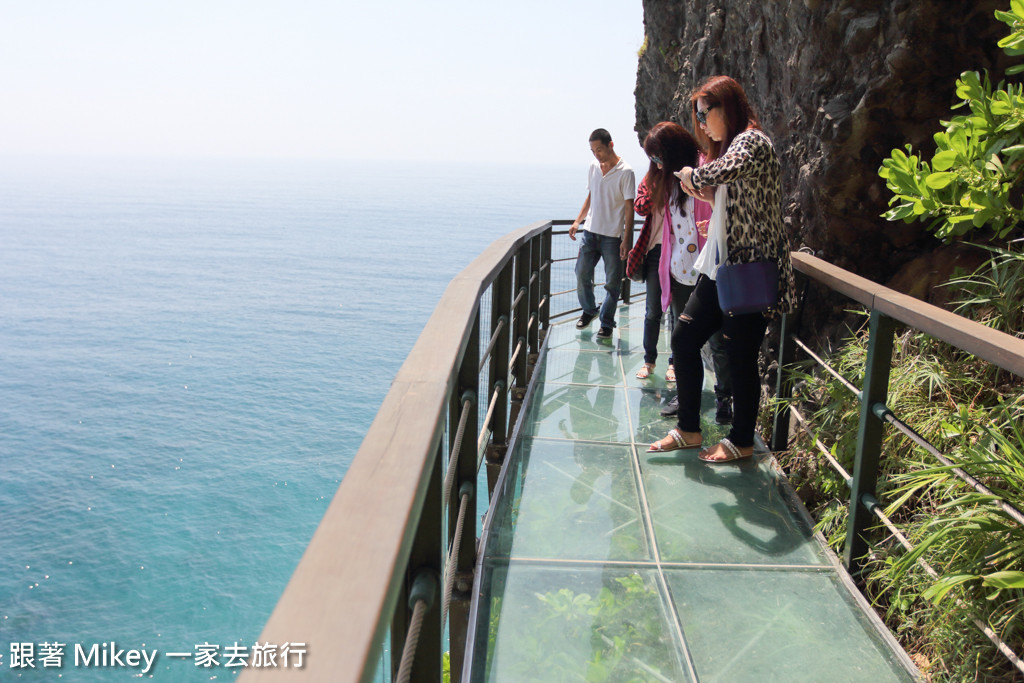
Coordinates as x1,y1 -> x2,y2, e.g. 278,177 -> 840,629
774,250 -> 1024,676
788,335 -> 1024,528
241,220 -> 554,683
242,215 -> 650,682
787,252 -> 1024,376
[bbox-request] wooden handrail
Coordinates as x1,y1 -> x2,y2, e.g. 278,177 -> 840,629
785,251 -> 1024,676
792,251 -> 1024,377
241,221 -> 553,683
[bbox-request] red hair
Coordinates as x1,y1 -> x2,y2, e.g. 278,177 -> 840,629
690,76 -> 761,161
642,121 -> 699,215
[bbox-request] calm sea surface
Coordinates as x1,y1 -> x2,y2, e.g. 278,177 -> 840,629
0,156 -> 581,679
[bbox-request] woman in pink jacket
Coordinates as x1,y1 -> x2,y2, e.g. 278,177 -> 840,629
628,121 -> 732,426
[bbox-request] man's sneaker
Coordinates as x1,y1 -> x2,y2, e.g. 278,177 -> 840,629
596,326 -> 613,339
576,312 -> 596,329
660,395 -> 679,417
716,396 -> 734,424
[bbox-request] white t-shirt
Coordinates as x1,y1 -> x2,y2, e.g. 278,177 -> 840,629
583,158 -> 636,238
668,195 -> 701,286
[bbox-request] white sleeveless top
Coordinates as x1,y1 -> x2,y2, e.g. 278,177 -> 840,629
668,195 -> 700,286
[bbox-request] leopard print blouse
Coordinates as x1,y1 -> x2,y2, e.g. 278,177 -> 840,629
691,128 -> 796,316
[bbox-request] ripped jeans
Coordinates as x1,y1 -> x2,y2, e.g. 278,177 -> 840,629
670,275 -> 768,448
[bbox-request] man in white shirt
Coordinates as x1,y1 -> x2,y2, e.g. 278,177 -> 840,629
569,128 -> 636,339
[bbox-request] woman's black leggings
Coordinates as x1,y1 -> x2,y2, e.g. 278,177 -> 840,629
670,275 -> 768,448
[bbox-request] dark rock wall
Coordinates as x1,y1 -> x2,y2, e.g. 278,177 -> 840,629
636,0 -> 1010,284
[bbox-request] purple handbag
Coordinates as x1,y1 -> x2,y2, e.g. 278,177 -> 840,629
716,247 -> 779,316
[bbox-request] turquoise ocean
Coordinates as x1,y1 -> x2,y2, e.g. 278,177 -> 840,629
0,157 -> 584,680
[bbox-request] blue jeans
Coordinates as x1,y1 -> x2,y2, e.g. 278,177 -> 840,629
643,245 -> 666,364
575,231 -> 623,328
644,247 -> 731,399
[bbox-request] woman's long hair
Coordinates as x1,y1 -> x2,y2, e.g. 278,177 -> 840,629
642,121 -> 699,216
690,75 -> 761,161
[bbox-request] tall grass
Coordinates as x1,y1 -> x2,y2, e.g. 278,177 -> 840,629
775,243 -> 1024,681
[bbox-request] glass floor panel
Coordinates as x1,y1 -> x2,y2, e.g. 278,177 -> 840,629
485,438 -> 651,562
470,562 -> 693,683
539,347 -> 623,386
524,382 -> 634,443
470,303 -> 919,681
639,443 -> 827,566
665,567 -> 914,682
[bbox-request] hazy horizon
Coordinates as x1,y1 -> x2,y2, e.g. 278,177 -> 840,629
1,1 -> 649,173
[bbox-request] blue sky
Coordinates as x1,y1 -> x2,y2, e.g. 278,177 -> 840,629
1,1 -> 646,169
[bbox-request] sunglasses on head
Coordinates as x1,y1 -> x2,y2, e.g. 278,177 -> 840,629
649,155 -> 662,165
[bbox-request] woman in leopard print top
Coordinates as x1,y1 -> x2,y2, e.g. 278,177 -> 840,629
647,75 -> 794,463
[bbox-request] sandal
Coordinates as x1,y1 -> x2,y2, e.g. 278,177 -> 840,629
647,428 -> 702,452
635,363 -> 655,380
698,438 -> 754,463
665,364 -> 676,382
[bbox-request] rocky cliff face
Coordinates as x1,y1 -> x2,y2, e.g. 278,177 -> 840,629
635,0 -> 1010,287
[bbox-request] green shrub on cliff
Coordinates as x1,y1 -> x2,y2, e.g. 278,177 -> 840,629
879,1 -> 1024,241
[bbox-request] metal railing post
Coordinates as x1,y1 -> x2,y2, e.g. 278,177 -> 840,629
447,312 -> 480,682
509,244 -> 531,429
486,262 -> 513,494
771,311 -> 796,453
527,235 -> 541,360
844,309 -> 896,577
391,440 -> 444,682
539,227 -> 552,334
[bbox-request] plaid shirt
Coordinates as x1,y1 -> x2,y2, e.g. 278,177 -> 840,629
625,179 -> 653,280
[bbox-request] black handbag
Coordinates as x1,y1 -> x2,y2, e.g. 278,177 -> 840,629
716,246 -> 779,316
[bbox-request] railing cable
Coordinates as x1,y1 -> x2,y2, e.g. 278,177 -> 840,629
442,483 -> 473,626
788,404 -> 852,485
396,571 -> 438,683
442,396 -> 472,509
477,382 -> 503,455
478,317 -> 508,375
876,409 -> 1024,529
509,338 -> 524,372
793,337 -> 861,397
862,497 -> 1024,676
792,335 -> 1024,525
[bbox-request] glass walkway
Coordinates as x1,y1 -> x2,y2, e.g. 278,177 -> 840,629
465,300 -> 919,682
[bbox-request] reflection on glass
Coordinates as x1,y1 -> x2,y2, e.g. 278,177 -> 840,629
665,567 -> 915,682
474,563 -> 691,683
471,306 -> 916,682
487,438 -> 649,562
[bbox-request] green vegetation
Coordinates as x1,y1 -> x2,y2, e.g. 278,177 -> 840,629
779,270 -> 1024,679
484,572 -> 678,683
879,1 -> 1024,241
776,5 -> 1024,679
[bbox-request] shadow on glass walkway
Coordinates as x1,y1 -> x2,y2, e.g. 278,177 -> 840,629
245,224 -> 965,682
465,300 -> 919,682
